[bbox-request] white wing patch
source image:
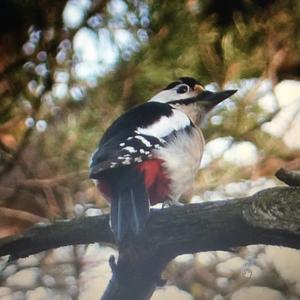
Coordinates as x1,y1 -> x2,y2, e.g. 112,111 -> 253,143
136,109 -> 191,139
123,146 -> 138,153
134,135 -> 153,147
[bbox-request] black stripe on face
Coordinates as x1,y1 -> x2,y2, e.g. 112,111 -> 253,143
168,89 -> 237,106
168,96 -> 199,105
163,124 -> 195,143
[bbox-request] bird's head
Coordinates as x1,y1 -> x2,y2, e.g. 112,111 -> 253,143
149,77 -> 237,124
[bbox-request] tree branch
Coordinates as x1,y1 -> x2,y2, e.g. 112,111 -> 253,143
0,215 -> 114,260
1,186 -> 300,299
276,168 -> 300,187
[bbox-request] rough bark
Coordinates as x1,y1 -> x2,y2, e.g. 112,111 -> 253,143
0,186 -> 300,299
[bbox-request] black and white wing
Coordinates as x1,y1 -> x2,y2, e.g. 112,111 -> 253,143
89,101 -> 192,178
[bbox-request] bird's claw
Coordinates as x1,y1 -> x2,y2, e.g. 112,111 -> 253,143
162,199 -> 183,208
157,276 -> 167,287
109,255 -> 117,273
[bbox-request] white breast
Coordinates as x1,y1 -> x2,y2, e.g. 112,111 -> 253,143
154,126 -> 205,201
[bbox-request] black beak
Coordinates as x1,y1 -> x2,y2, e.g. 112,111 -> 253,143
196,89 -> 237,109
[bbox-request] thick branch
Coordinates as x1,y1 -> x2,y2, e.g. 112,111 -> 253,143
1,186 -> 300,299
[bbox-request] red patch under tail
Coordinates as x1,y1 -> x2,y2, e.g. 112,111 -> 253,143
136,159 -> 170,205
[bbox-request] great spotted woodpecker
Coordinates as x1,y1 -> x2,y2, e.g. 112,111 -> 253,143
89,77 -> 236,242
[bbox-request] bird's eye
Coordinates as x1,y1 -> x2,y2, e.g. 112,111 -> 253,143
176,84 -> 189,94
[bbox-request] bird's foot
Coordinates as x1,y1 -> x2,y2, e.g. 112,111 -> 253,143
157,276 -> 167,287
109,255 -> 117,273
162,199 -> 183,208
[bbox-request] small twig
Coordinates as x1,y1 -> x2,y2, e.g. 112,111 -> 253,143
276,168 -> 300,187
285,158 -> 300,170
0,57 -> 27,82
16,170 -> 88,188
0,207 -> 48,224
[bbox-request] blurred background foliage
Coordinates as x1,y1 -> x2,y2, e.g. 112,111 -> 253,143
0,0 -> 300,299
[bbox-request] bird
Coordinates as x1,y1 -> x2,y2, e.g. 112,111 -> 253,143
89,77 -> 237,243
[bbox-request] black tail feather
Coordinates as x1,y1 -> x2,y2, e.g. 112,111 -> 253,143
110,191 -> 128,242
128,186 -> 149,236
110,169 -> 150,243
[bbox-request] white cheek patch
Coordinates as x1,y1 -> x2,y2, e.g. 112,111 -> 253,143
136,109 -> 191,139
148,90 -> 197,103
